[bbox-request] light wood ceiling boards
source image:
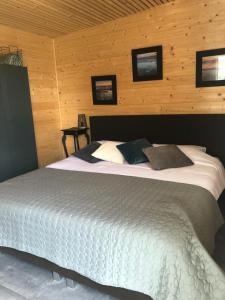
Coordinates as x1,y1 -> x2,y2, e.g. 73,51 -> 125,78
0,0 -> 172,37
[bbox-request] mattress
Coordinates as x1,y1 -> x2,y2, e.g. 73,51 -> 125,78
47,146 -> 225,200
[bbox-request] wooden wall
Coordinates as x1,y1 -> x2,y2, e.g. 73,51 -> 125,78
2,0 -> 225,162
0,24 -> 63,165
55,0 -> 225,137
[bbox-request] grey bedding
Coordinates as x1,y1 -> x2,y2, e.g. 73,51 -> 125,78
0,168 -> 225,300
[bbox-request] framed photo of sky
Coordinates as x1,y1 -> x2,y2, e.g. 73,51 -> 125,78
131,46 -> 163,82
91,75 -> 117,105
196,48 -> 225,87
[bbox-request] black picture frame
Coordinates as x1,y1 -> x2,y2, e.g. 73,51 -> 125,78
196,48 -> 225,87
132,45 -> 163,82
91,75 -> 117,105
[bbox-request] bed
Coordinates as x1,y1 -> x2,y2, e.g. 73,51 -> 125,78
0,114 -> 225,300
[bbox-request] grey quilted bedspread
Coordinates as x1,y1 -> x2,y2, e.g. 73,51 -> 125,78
0,168 -> 225,300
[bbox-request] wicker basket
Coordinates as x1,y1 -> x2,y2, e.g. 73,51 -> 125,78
0,46 -> 23,66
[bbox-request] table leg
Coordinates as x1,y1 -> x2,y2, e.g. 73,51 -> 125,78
62,134 -> 69,158
85,133 -> 90,145
74,133 -> 80,151
73,136 -> 78,152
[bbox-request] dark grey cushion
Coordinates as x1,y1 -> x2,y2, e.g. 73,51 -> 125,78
72,142 -> 101,163
116,138 -> 151,164
143,145 -> 193,170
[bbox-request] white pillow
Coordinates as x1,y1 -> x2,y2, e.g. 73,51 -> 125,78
97,140 -> 123,145
92,141 -> 125,164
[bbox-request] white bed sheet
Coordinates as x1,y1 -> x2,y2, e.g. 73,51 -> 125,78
47,147 -> 225,200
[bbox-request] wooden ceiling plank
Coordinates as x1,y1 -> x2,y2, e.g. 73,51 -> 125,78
121,1 -> 140,13
127,0 -> 148,11
33,0 -> 104,26
39,0 -> 96,19
67,0 -> 120,23
16,0 -> 92,28
87,0 -> 124,20
0,0 -> 172,37
1,0 -> 90,32
111,0 -> 137,15
137,0 -> 152,9
63,1 -> 112,24
5,0 -> 99,30
27,0 -> 77,18
0,13 -> 64,36
94,0 -> 126,17
36,6 -> 97,28
0,0 -> 76,30
138,0 -> 155,8
95,0 -> 129,18
152,0 -> 164,5
145,0 -> 156,7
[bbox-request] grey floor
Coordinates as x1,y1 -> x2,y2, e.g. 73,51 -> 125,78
0,251 -> 112,300
0,248 -> 150,300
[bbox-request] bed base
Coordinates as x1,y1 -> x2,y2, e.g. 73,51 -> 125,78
0,247 -> 152,299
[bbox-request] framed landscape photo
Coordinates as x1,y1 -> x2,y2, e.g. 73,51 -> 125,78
91,75 -> 117,105
132,45 -> 163,82
196,48 -> 225,87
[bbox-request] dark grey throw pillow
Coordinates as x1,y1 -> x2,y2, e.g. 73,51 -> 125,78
116,138 -> 151,164
72,142 -> 101,163
143,145 -> 193,170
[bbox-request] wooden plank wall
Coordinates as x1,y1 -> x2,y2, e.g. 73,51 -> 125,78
2,0 -> 225,161
55,0 -> 225,149
0,24 -> 63,165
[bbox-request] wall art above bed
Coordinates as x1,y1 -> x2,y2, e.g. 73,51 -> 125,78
196,47 -> 225,87
91,75 -> 117,105
131,45 -> 163,82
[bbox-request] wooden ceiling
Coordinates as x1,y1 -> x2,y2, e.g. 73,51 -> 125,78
0,0 -> 172,38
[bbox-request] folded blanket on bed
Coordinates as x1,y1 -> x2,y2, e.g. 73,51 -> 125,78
0,168 -> 224,300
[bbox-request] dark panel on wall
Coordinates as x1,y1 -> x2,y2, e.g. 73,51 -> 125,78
0,65 -> 38,182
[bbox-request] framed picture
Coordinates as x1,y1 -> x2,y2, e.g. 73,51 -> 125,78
131,45 -> 163,82
196,48 -> 225,87
91,75 -> 117,105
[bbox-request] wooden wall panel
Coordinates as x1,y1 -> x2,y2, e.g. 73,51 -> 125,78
55,0 -> 225,150
0,24 -> 63,165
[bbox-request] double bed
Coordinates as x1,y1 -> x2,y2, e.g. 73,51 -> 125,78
0,114 -> 225,300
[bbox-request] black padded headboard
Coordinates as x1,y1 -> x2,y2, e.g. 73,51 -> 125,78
90,114 -> 225,166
